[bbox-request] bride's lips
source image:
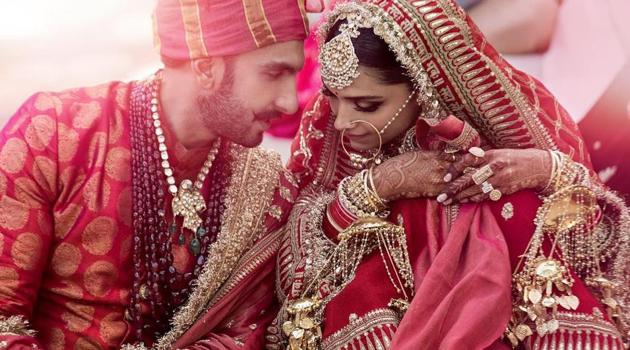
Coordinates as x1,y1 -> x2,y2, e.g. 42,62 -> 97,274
345,132 -> 368,139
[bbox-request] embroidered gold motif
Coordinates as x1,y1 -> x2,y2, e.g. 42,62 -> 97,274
152,144 -> 282,350
501,202 -> 514,220
269,205 -> 283,220
0,315 -> 36,337
321,309 -> 399,350
280,186 -> 294,203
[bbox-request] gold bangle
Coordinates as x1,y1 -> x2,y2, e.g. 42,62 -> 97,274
446,122 -> 478,150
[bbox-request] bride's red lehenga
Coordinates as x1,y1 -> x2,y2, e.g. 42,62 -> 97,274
265,1 -> 629,349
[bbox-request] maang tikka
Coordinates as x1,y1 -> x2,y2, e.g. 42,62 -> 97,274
319,14 -> 364,90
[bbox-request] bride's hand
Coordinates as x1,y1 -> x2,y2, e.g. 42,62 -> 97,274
437,148 -> 551,204
372,150 -> 451,201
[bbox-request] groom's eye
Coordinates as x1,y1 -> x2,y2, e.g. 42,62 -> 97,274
264,70 -> 283,80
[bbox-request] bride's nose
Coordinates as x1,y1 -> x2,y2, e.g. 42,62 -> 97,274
333,105 -> 356,131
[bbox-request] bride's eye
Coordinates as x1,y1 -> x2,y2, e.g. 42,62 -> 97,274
354,101 -> 382,113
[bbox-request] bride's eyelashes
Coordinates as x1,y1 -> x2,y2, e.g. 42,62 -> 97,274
322,86 -> 383,113
354,101 -> 382,113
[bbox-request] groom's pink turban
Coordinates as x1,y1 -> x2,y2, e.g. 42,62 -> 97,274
153,0 -> 315,60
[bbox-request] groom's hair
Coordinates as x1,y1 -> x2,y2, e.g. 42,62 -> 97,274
326,19 -> 414,88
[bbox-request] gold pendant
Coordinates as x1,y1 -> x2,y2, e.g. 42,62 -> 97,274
172,179 -> 206,232
283,297 -> 323,350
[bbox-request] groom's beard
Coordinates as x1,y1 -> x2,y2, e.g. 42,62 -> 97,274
197,67 -> 258,147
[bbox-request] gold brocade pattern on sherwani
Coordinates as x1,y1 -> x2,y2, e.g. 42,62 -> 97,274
154,144 -> 282,350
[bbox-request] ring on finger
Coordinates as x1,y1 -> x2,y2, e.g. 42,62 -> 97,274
480,181 -> 494,194
444,147 -> 458,162
469,146 -> 485,158
472,164 -> 493,185
489,189 -> 502,201
463,166 -> 477,175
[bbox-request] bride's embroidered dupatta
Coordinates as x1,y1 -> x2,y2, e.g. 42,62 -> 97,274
268,1 -> 629,349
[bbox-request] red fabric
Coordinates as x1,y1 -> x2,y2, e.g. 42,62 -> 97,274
284,96 -> 512,348
0,81 -> 295,348
153,0 -> 309,60
389,201 -> 512,350
282,87 -> 620,347
0,84 -> 135,349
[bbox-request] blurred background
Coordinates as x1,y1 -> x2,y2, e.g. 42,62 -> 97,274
1,0 -> 629,193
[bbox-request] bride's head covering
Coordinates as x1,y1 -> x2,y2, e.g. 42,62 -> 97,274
288,2 -> 630,341
317,0 -> 590,165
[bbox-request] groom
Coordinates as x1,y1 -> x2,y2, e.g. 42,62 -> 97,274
0,0 -> 319,348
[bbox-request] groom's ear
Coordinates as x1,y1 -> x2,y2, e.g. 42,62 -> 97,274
190,57 -> 227,93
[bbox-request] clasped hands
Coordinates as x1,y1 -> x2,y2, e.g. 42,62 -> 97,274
372,148 -> 552,204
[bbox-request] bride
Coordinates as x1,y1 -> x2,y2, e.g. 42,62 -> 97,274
265,1 -> 629,349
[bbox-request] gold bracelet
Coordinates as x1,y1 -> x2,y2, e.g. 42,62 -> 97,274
445,121 -> 478,150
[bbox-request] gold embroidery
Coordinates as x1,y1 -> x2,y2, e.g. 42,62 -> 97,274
280,186 -> 294,203
50,281 -> 84,299
179,0 -> 210,58
58,123 -> 79,162
24,114 -> 55,151
269,205 -> 283,220
73,336 -> 102,350
293,95 -> 324,178
0,267 -> 19,297
99,312 -> 127,346
32,155 -> 57,197
14,177 -> 42,209
321,309 -> 399,350
0,137 -> 28,174
48,328 -> 65,350
0,172 -> 6,195
34,93 -> 63,115
0,315 -> 36,337
51,243 -> 82,277
83,172 -> 111,212
104,147 -> 131,183
119,237 -> 133,263
0,196 -> 30,231
83,260 -> 117,298
82,216 -> 117,255
88,132 -> 108,169
501,202 -> 514,220
108,109 -> 125,145
241,0 -> 277,48
153,144 -> 282,350
84,84 -> 110,99
62,302 -> 95,333
11,232 -> 42,271
54,203 -> 83,239
71,101 -> 102,129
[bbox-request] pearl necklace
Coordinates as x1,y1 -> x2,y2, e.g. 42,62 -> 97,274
149,74 -> 220,235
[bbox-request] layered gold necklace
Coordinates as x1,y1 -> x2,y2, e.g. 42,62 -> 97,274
149,75 -> 221,253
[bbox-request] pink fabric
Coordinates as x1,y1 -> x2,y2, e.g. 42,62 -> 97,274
153,0 -> 309,60
541,0 -> 629,121
390,202 -> 512,350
